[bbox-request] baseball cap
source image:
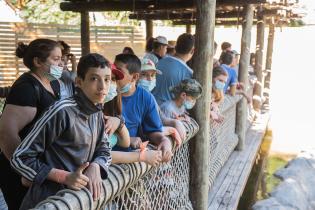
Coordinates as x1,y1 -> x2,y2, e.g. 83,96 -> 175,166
110,63 -> 124,80
155,36 -> 168,45
140,58 -> 162,74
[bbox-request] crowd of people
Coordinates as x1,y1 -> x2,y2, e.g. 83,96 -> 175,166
0,34 -> 255,210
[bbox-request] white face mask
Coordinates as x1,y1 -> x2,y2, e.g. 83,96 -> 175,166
45,64 -> 63,81
104,83 -> 118,103
138,78 -> 156,92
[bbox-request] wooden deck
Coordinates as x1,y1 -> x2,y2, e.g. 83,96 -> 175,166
208,112 -> 269,210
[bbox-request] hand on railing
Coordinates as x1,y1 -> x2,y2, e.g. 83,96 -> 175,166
172,120 -> 187,140
158,138 -> 173,163
210,110 -> 224,124
64,162 -> 90,191
130,137 -> 142,149
83,162 -> 103,201
163,126 -> 182,149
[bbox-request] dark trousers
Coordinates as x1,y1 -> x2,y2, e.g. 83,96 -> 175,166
0,153 -> 28,210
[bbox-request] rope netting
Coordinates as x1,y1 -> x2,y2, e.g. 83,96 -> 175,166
15,88 -> 256,210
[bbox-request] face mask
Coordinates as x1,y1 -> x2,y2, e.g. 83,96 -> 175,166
120,83 -> 132,94
214,80 -> 225,91
45,64 -> 63,81
138,79 -> 156,92
183,99 -> 196,110
108,134 -> 118,148
104,83 -> 117,103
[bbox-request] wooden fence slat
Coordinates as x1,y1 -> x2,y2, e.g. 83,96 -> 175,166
0,21 -> 145,85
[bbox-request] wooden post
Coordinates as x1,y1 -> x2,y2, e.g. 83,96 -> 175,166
145,19 -> 153,40
186,24 -> 192,34
264,20 -> 275,103
189,0 -> 216,209
252,8 -> 265,111
14,23 -> 19,78
236,4 -> 254,150
238,128 -> 272,209
81,11 -> 90,56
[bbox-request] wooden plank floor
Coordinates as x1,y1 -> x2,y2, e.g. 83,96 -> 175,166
208,112 -> 269,210
0,189 -> 8,210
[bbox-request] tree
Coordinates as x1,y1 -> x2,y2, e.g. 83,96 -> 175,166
13,0 -> 80,24
8,0 -> 138,25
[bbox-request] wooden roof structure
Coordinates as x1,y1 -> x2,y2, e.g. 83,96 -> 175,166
60,0 -> 301,26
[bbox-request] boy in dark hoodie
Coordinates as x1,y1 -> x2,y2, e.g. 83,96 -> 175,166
11,53 -> 112,210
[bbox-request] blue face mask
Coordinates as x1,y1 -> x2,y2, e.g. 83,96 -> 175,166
45,64 -> 63,81
104,83 -> 117,103
120,83 -> 132,94
108,134 -> 118,148
214,80 -> 226,91
138,79 -> 156,92
183,99 -> 196,110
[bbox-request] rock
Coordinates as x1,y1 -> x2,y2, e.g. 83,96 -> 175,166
253,197 -> 295,210
253,150 -> 315,210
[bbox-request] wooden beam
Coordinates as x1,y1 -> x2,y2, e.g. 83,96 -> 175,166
80,11 -> 90,56
145,19 -> 153,40
173,19 -> 247,26
253,8 -> 265,111
236,4 -> 254,151
189,0 -> 216,209
61,1 -> 194,12
129,9 -> 278,20
60,0 -> 267,12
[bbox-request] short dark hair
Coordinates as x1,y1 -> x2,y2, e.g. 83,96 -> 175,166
115,53 -> 141,74
175,33 -> 195,54
152,41 -> 165,50
221,42 -> 232,51
15,39 -> 59,70
219,51 -> 234,65
122,47 -> 135,55
212,66 -> 227,79
77,53 -> 110,79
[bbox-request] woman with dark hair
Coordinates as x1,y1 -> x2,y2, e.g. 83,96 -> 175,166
0,38 -> 64,209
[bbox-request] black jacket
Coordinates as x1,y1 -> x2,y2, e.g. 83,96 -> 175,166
10,88 -> 111,209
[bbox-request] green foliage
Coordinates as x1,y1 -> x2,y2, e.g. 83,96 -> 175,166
288,19 -> 305,27
257,156 -> 288,200
18,0 -> 80,24
10,0 -> 139,25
